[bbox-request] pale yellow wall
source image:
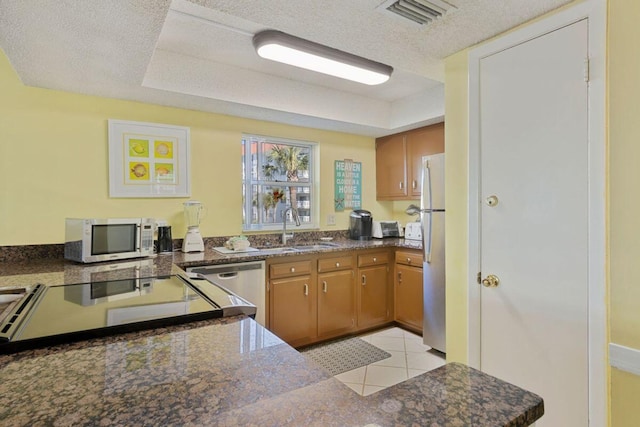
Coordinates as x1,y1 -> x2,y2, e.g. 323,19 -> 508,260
0,50 -> 393,246
443,49 -> 469,364
610,370 -> 640,427
608,0 -> 640,425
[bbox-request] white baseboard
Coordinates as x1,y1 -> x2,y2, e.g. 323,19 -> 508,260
609,343 -> 640,376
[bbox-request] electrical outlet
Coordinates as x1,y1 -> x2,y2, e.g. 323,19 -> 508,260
327,214 -> 336,226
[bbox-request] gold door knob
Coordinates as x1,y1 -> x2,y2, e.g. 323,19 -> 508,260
481,274 -> 500,288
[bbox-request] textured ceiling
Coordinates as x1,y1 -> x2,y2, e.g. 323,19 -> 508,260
0,0 -> 573,137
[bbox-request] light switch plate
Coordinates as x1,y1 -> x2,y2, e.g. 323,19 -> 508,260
327,214 -> 336,226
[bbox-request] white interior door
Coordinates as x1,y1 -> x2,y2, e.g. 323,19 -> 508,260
478,20 -> 589,426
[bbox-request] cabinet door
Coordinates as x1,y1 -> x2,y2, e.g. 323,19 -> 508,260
318,270 -> 356,338
375,134 -> 407,199
357,265 -> 389,329
269,275 -> 316,347
395,264 -> 423,332
406,123 -> 445,198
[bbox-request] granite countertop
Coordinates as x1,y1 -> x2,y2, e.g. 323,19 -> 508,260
0,238 -> 423,288
0,315 -> 543,426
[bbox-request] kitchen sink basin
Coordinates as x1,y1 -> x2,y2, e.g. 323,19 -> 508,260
255,247 -> 299,254
292,242 -> 340,251
255,242 -> 341,254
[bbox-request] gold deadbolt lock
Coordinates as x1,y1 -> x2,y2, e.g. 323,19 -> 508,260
481,274 -> 500,288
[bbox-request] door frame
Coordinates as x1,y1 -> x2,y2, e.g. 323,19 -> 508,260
466,0 -> 606,425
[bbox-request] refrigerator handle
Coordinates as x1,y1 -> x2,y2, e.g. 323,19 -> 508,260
424,212 -> 432,264
422,159 -> 433,264
422,159 -> 433,209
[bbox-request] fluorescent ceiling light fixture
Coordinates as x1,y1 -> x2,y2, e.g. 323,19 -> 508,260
253,30 -> 393,85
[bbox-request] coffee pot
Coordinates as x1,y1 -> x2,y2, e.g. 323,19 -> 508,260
157,225 -> 173,253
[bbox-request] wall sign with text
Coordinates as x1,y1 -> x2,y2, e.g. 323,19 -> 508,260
334,159 -> 362,211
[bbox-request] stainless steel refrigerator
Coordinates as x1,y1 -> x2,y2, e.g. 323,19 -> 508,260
419,153 -> 445,353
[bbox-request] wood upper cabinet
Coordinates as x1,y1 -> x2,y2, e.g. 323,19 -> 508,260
394,249 -> 423,334
375,133 -> 407,199
356,250 -> 392,330
376,122 -> 444,201
406,123 -> 445,199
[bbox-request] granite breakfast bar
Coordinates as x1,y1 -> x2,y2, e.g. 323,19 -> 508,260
0,241 -> 543,426
0,315 -> 543,426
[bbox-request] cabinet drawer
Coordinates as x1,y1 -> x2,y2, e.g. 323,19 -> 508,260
357,251 -> 389,267
318,255 -> 353,273
269,260 -> 313,279
395,250 -> 423,267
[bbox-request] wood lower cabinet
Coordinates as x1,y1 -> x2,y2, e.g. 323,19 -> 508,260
395,249 -> 423,334
268,258 -> 317,347
357,250 -> 392,330
318,274 -> 355,339
267,250 -> 393,347
317,255 -> 356,339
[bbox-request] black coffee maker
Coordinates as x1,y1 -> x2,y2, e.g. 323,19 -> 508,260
349,209 -> 373,240
157,226 -> 173,253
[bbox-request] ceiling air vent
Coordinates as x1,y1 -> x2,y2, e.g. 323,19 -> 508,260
381,0 -> 457,25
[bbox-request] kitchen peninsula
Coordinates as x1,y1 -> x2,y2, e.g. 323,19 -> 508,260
0,241 -> 544,426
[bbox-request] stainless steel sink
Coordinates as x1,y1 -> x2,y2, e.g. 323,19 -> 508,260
255,242 -> 340,254
292,242 -> 340,251
255,247 -> 299,254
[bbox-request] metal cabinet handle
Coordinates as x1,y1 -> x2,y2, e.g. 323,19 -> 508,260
322,281 -> 327,293
398,271 -> 402,283
336,262 -> 340,267
290,267 -> 296,273
399,181 -> 404,190
362,274 -> 367,286
373,257 -> 377,262
303,283 -> 309,296
406,257 -> 412,264
412,180 -> 417,190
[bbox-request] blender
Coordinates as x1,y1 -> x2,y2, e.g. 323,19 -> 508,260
182,200 -> 206,252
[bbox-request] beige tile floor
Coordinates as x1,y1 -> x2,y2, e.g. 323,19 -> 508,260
334,326 -> 446,396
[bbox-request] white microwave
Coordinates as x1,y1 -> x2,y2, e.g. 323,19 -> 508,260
64,218 -> 155,263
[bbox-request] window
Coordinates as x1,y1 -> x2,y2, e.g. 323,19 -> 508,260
242,134 -> 318,231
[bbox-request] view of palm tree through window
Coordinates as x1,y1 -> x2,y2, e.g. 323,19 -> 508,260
242,135 -> 317,230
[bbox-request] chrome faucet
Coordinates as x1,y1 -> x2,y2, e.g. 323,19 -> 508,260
282,206 -> 301,244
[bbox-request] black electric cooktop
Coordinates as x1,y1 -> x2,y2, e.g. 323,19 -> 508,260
0,274 -> 255,354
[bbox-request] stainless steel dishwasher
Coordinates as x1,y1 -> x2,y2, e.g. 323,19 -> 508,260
186,261 -> 266,326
